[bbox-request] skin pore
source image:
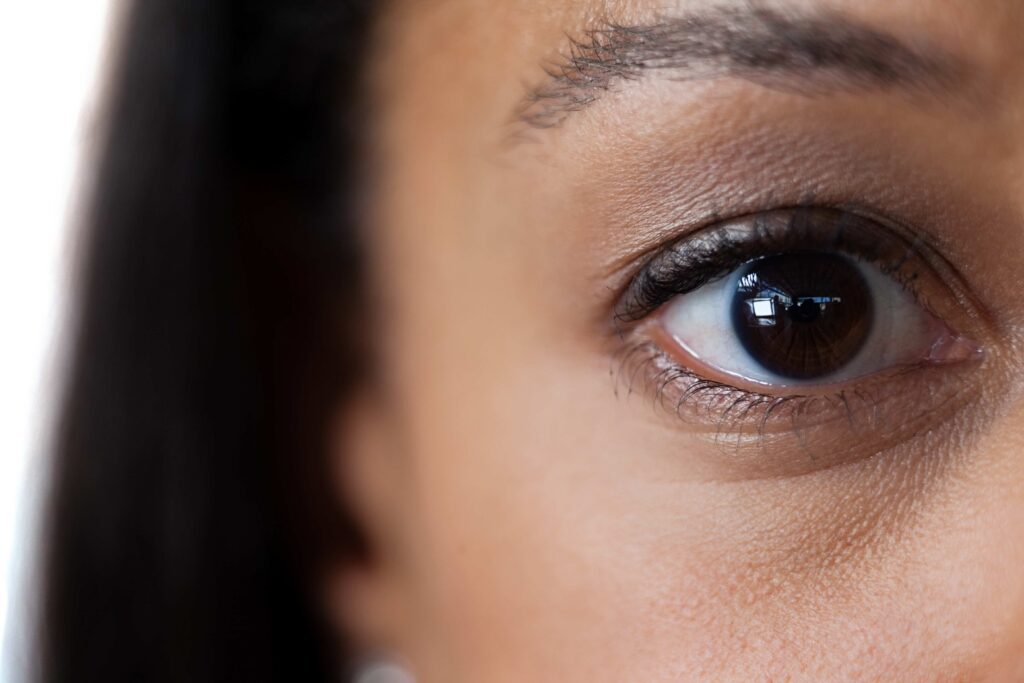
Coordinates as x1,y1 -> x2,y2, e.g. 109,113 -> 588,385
330,0 -> 1024,680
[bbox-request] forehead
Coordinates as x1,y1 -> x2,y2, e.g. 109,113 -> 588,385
381,0 -> 1023,39
377,0 -> 1023,79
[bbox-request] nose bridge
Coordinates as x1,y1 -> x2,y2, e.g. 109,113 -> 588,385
972,421 -> 1024,679
1003,37 -> 1024,198
1010,107 -> 1024,212
984,593 -> 1024,680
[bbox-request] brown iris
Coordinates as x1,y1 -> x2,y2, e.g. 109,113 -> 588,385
731,252 -> 873,380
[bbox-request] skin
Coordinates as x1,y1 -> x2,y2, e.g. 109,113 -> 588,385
328,1 -> 1024,680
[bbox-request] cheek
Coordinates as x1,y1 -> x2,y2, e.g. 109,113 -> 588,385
373,175 -> 1024,681
385,286 -> 1024,682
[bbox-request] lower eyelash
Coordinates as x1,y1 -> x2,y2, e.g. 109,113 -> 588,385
612,339 -> 887,444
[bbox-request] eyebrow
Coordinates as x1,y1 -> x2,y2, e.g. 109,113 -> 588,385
515,5 -> 965,131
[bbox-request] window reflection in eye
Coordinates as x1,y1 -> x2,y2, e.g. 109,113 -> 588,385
612,207 -> 990,472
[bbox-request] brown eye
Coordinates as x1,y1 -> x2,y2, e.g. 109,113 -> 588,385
731,252 -> 873,380
657,242 -> 974,391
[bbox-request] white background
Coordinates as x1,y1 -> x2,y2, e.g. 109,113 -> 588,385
0,1 -> 117,680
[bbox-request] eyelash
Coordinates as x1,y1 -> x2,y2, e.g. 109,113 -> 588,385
613,206 -> 929,325
612,338 -> 926,436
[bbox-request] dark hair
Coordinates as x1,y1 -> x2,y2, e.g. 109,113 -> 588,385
40,1 -> 376,680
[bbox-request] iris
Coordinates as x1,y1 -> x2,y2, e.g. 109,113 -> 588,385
730,252 -> 873,380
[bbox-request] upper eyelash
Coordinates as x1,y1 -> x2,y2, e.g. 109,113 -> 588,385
614,228 -> 749,323
612,205 -> 929,326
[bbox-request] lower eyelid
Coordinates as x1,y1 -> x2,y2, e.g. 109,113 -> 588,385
613,338 -> 988,480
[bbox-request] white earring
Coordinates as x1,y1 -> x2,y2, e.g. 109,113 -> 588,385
352,658 -> 417,683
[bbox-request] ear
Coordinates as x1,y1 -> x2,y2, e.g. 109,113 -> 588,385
322,392 -> 413,654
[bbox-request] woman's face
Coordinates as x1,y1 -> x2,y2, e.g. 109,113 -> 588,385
333,0 -> 1024,680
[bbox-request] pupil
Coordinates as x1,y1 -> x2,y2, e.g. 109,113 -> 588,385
730,252 -> 873,380
789,298 -> 822,324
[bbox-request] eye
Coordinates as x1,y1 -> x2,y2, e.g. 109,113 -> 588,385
659,249 -> 976,390
613,207 -> 990,472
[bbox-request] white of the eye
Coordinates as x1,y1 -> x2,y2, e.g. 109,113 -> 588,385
660,258 -> 937,388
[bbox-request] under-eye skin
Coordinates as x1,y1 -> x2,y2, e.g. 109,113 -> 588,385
612,207 -> 990,475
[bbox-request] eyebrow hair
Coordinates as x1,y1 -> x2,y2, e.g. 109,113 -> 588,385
516,5 -> 964,131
